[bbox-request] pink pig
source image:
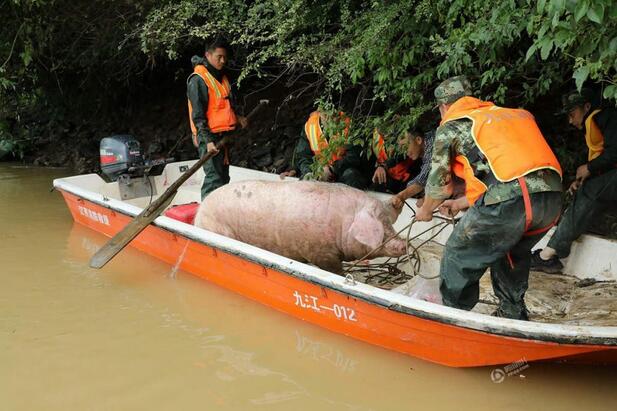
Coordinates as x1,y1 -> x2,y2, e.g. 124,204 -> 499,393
194,180 -> 407,273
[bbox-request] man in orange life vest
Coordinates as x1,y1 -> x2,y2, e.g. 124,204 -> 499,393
531,89 -> 617,273
415,76 -> 563,320
187,39 -> 248,199
371,129 -> 428,196
281,110 -> 373,189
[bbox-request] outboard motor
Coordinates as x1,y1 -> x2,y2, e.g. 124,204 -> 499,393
100,135 -> 145,182
99,135 -> 169,200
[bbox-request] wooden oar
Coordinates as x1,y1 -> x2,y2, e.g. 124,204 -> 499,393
89,99 -> 269,269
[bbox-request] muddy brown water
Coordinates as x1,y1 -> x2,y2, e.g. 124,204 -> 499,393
1,164 -> 616,410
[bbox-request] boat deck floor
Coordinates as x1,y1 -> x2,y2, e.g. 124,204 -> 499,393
347,241 -> 617,326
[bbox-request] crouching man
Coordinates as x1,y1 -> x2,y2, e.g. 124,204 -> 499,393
531,89 -> 617,273
281,110 -> 373,189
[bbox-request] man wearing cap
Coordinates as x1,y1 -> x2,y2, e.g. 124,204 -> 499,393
415,75 -> 563,320
531,89 -> 617,273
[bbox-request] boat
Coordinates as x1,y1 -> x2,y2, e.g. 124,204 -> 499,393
53,159 -> 617,367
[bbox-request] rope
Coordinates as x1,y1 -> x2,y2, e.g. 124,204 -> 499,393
342,200 -> 458,287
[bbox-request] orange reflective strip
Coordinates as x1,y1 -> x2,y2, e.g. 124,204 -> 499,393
517,177 -> 533,232
373,130 -> 388,163
506,252 -> 515,269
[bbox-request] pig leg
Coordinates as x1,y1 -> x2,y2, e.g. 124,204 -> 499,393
311,257 -> 343,274
307,252 -> 343,274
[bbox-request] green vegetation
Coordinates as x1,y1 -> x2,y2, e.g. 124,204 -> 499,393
2,0 -> 616,161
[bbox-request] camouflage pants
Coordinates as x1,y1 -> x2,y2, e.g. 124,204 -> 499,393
548,168 -> 617,258
198,133 -> 230,200
440,191 -> 562,319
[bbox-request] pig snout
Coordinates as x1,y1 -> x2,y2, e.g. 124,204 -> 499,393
382,236 -> 407,257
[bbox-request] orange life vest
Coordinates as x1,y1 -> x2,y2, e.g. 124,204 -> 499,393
304,111 -> 350,164
372,130 -> 413,182
187,64 -> 237,146
441,96 -> 562,204
584,109 -> 604,161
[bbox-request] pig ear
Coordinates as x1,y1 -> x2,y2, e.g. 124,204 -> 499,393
349,209 -> 384,250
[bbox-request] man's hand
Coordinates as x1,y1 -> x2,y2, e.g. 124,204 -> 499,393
576,163 -> 591,182
415,206 -> 433,222
414,195 -> 444,222
320,165 -> 335,182
372,166 -> 387,185
206,142 -> 219,155
301,172 -> 316,181
438,197 -> 469,218
237,115 -> 248,129
567,179 -> 583,195
279,170 -> 296,180
390,195 -> 404,210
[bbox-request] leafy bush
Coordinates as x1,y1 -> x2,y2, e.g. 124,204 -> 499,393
138,0 -> 616,155
2,0 -> 616,165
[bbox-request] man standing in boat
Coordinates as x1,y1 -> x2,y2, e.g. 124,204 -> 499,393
531,89 -> 617,273
415,76 -> 563,320
187,38 -> 248,199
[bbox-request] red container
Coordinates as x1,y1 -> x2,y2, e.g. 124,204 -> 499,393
164,202 -> 199,224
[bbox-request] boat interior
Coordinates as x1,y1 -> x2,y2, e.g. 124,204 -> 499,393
59,160 -> 617,326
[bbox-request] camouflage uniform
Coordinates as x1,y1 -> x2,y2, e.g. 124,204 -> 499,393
428,76 -> 562,320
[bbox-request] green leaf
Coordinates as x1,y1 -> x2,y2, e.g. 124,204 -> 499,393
572,65 -> 590,90
537,0 -> 546,13
586,5 -> 604,24
540,39 -> 554,60
19,50 -> 32,67
603,84 -> 617,100
525,44 -> 538,61
574,0 -> 589,21
551,0 -> 566,13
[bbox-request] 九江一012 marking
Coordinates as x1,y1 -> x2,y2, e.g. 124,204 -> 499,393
293,291 -> 358,322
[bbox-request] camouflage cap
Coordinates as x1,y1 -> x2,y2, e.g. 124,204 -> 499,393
434,76 -> 473,106
560,88 -> 594,114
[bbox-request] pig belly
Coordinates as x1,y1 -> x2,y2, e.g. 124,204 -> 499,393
194,181 -> 356,269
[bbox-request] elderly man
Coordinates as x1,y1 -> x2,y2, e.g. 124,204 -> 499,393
187,39 -> 247,199
531,89 -> 617,273
415,76 -> 563,320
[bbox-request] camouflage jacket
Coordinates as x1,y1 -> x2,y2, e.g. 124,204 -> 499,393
425,119 -> 562,205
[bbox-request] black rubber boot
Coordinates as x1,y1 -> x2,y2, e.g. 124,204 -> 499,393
530,250 -> 564,274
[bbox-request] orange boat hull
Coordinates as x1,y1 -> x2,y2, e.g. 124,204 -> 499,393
59,190 -> 617,367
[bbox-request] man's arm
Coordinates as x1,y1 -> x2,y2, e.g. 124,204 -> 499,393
294,133 -> 315,178
416,124 -> 459,221
187,75 -> 212,146
588,109 -> 617,175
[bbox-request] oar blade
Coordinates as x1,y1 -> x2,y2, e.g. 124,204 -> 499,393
89,199 -> 171,268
